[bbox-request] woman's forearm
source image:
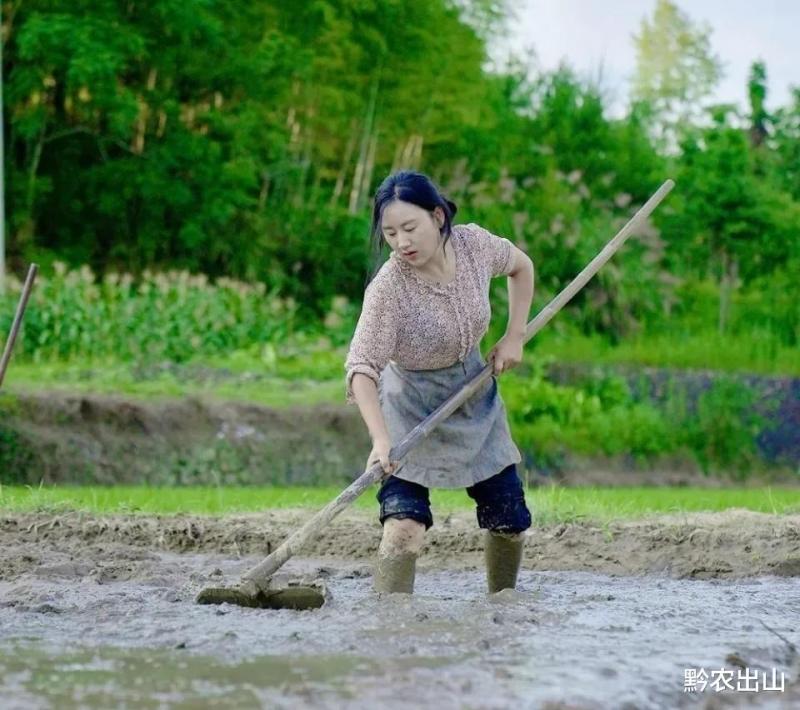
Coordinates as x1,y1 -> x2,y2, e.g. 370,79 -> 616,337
506,255 -> 534,338
351,373 -> 392,444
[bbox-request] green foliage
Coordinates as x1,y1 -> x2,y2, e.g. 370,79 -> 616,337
3,0 -> 798,348
667,112 -> 779,278
631,0 -> 723,145
503,365 -> 668,467
748,60 -> 769,148
0,264 -> 298,362
5,0 -> 494,309
682,379 -> 768,478
771,88 -> 800,200
500,359 -> 781,477
656,100 -> 800,337
0,427 -> 35,484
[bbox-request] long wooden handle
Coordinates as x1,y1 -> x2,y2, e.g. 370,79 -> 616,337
242,179 -> 675,589
0,264 -> 39,389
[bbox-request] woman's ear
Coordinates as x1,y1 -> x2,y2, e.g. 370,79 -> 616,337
432,206 -> 445,229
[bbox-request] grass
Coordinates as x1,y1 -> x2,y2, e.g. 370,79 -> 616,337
1,484 -> 798,523
532,330 -> 800,377
4,358 -> 343,407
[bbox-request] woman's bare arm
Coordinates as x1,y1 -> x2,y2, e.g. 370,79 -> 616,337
350,373 -> 391,444
351,373 -> 396,474
505,245 -> 534,338
487,245 -> 534,373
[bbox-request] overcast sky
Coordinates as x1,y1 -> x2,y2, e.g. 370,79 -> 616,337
491,0 -> 799,115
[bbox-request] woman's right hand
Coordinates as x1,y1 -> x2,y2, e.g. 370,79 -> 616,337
366,436 -> 397,478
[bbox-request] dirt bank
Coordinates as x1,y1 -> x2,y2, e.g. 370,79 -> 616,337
0,391 -> 371,486
2,508 -> 799,581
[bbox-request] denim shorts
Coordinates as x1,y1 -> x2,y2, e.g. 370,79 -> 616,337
376,463 -> 532,534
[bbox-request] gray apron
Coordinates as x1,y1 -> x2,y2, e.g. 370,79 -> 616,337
378,346 -> 522,489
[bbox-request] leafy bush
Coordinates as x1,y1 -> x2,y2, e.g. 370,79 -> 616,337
681,378 -> 767,478
501,362 -> 775,477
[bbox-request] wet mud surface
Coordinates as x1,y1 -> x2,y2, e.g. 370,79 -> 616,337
1,509 -> 799,708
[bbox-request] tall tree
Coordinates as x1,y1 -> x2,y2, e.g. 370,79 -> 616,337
747,60 -> 769,149
4,0 -> 300,276
664,107 -> 775,332
772,88 -> 800,200
631,0 -> 723,148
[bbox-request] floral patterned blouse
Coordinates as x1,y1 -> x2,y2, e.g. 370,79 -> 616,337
344,222 -> 517,404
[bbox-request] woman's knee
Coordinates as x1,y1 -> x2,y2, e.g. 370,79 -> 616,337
380,516 -> 426,555
467,465 -> 532,533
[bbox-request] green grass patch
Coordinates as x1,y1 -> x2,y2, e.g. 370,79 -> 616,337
1,484 -> 797,523
532,330 -> 800,377
5,358 -> 342,408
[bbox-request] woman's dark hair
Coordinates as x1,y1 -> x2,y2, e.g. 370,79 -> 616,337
367,170 -> 458,284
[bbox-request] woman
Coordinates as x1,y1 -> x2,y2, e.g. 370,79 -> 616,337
345,170 -> 535,595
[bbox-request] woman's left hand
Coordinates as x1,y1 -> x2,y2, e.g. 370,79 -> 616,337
487,332 -> 525,375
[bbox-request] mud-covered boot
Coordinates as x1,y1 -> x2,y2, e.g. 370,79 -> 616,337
485,530 -> 524,593
373,518 -> 425,593
374,551 -> 418,593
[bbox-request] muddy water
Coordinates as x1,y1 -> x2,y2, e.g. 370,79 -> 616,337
1,545 -> 798,709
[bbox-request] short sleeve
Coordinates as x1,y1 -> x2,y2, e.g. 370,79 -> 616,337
464,223 -> 514,277
344,276 -> 398,404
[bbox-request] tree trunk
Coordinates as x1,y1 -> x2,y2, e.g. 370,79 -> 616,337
390,138 -> 404,173
258,172 -> 271,211
718,249 -> 737,335
293,101 -> 315,207
132,68 -> 157,155
331,119 -> 358,207
411,134 -> 424,169
286,79 -> 302,155
359,131 -> 378,213
348,75 -> 379,215
398,134 -> 424,170
17,123 -> 47,252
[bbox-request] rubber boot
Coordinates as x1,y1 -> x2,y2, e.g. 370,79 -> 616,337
373,552 -> 417,593
373,518 -> 424,593
485,530 -> 524,593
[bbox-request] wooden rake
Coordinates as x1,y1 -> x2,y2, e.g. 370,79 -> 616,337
196,179 -> 675,609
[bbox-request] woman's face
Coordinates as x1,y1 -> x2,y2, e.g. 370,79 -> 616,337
381,200 -> 445,268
